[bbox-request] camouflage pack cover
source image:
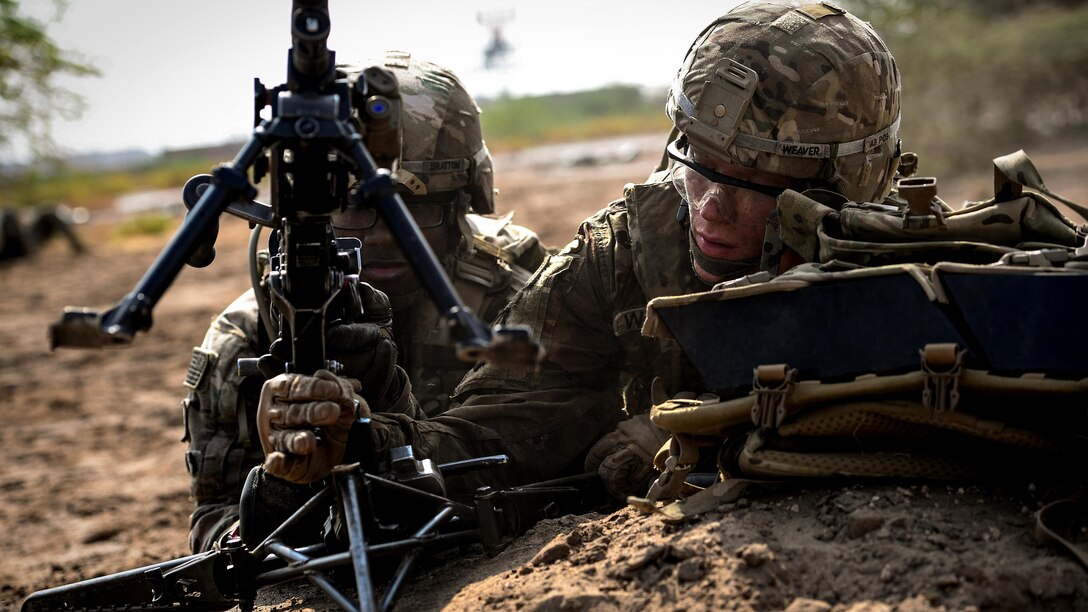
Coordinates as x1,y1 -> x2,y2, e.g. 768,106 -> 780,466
775,150 -> 1087,266
666,1 -> 901,203
340,50 -> 495,213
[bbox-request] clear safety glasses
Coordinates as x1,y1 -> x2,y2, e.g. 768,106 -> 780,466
666,136 -> 789,226
331,192 -> 456,231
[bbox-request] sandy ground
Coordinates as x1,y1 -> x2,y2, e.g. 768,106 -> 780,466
1,134 -> 1086,611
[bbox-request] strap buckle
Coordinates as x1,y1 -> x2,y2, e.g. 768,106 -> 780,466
921,343 -> 964,414
641,434 -> 700,506
751,364 -> 797,429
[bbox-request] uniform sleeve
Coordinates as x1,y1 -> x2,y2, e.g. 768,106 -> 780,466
372,211 -> 630,493
182,293 -> 266,553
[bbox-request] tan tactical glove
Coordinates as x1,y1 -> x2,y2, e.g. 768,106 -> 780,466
584,412 -> 671,501
256,369 -> 367,484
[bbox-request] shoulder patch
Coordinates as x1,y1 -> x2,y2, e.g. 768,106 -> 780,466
612,307 -> 646,336
184,347 -> 219,390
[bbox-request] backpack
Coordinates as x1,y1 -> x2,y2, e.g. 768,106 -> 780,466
636,151 -> 1088,561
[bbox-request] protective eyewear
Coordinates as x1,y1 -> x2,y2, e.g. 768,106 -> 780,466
667,136 -> 790,226
667,136 -> 791,198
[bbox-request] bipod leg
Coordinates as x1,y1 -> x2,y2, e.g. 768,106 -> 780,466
379,505 -> 458,612
264,542 -> 359,611
334,464 -> 378,612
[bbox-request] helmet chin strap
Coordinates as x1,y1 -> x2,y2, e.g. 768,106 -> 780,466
680,201 -> 783,283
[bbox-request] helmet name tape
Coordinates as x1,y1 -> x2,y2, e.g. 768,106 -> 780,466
399,158 -> 473,193
402,158 -> 471,174
679,59 -> 759,157
731,114 -> 901,160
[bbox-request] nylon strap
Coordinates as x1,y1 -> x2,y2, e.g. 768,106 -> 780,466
1036,499 -> 1088,569
675,84 -> 900,160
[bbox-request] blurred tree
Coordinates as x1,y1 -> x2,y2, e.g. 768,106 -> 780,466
0,0 -> 99,163
843,0 -> 1088,175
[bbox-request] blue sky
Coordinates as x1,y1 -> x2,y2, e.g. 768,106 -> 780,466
34,0 -> 742,156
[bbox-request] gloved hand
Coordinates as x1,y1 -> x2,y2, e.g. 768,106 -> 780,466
258,282 -> 399,405
585,413 -> 671,501
256,369 -> 368,484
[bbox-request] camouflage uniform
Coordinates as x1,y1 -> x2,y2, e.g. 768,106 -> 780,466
183,217 -> 544,552
182,50 -> 548,553
361,168 -> 707,486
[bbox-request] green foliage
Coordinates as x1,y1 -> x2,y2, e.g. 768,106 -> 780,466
0,0 -> 99,163
479,85 -> 671,151
112,212 -> 173,238
0,157 -> 212,211
842,0 -> 1088,174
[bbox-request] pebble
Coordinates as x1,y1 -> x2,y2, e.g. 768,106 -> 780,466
847,511 -> 885,539
677,558 -> 705,582
737,543 -> 774,567
784,598 -> 832,612
530,541 -> 571,566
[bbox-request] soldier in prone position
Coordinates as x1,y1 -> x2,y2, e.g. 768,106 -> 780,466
181,52 -> 548,552
247,2 -> 903,514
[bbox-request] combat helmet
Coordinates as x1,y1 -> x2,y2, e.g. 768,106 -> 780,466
666,1 -> 901,203
342,50 -> 496,214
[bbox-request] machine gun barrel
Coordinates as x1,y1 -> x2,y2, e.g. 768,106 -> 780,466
290,0 -> 333,87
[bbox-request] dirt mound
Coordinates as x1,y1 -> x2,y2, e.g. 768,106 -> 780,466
446,484 -> 1086,611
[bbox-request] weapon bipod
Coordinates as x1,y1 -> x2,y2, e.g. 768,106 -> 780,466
20,448 -> 601,612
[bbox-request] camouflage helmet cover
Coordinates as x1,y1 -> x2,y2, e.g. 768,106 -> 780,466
342,51 -> 495,214
666,2 -> 902,203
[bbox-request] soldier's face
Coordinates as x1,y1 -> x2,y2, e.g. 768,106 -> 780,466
331,196 -> 454,311
682,148 -> 797,284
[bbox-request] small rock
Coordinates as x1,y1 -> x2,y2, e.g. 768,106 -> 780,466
530,540 -> 571,566
880,564 -> 894,582
784,598 -> 832,612
847,511 -> 885,539
935,574 -> 960,588
737,543 -> 774,567
676,558 -> 705,582
623,544 -> 667,573
789,504 -> 801,513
